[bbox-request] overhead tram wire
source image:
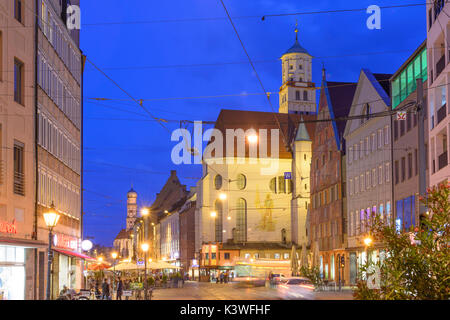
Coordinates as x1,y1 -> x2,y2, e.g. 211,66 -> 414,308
8,2 -> 427,29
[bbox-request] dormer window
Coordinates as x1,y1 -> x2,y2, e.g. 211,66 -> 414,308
289,65 -> 293,70
361,104 -> 371,124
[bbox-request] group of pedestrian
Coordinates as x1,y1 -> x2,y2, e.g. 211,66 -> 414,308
86,277 -> 127,300
214,271 -> 233,283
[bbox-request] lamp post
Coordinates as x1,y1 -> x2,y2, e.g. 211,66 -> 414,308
43,202 -> 60,300
141,243 -> 149,300
112,252 -> 118,299
363,235 -> 373,281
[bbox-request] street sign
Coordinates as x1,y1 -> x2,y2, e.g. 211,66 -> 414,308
396,111 -> 406,121
284,172 -> 292,180
137,259 -> 144,266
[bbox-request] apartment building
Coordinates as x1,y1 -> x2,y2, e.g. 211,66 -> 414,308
426,1 -> 450,187
310,71 -> 356,285
391,41 -> 429,233
344,69 -> 392,284
0,0 -> 84,300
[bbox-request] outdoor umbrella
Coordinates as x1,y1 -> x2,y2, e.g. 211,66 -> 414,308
107,261 -> 144,271
300,242 -> 308,269
87,261 -> 111,271
290,244 -> 299,276
155,261 -> 181,269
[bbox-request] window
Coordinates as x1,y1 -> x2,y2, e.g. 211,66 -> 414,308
395,160 -> 399,184
236,174 -> 246,190
360,174 -> 364,192
415,149 -> 418,176
378,129 -> 383,148
365,137 -> 369,155
394,120 -> 398,140
366,171 -> 370,189
348,147 -> 353,164
214,201 -> 223,242
384,126 -> 389,145
303,91 -> 308,101
14,58 -> 24,105
13,141 -> 25,196
401,157 -> 406,182
214,175 -> 222,190
211,253 -> 216,260
359,141 -> 363,159
296,90 -> 300,100
353,144 -> 357,161
283,253 -> 289,259
408,153 -> 413,179
274,253 -> 281,259
371,134 -> 376,152
236,198 -> 247,242
14,0 -> 23,23
278,176 -> 286,194
355,177 -> 359,194
378,166 -> 383,185
224,253 -> 230,260
372,168 -> 376,187
400,119 -> 405,136
385,162 -> 390,182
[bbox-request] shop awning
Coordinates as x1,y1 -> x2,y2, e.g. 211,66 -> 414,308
0,237 -> 47,248
53,248 -> 97,261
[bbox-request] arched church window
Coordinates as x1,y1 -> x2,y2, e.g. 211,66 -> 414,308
214,175 -> 222,190
303,91 -> 308,101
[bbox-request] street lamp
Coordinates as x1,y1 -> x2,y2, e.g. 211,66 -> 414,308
210,211 -> 217,218
363,236 -> 373,247
219,193 -> 227,201
112,252 -> 118,299
43,202 -> 60,300
247,134 -> 258,144
141,243 -> 149,300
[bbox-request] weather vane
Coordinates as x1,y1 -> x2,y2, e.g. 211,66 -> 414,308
295,20 -> 298,40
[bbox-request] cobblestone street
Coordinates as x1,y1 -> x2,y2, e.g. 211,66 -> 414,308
147,281 -> 354,300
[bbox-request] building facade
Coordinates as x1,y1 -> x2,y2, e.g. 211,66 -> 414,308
310,72 -> 356,284
179,189 -> 196,277
0,0 -> 83,300
426,1 -> 450,188
344,69 -> 392,284
391,41 -> 429,234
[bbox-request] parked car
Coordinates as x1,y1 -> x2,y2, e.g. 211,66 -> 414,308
271,273 -> 287,283
277,277 -> 316,300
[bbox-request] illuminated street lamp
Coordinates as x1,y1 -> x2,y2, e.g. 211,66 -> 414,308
43,202 -> 60,300
210,211 -> 217,218
141,243 -> 149,300
219,193 -> 227,201
363,236 -> 373,247
247,134 -> 258,144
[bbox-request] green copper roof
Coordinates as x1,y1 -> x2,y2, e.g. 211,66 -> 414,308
295,118 -> 311,141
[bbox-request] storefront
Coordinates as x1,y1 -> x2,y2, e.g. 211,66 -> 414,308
49,233 -> 94,298
0,237 -> 47,300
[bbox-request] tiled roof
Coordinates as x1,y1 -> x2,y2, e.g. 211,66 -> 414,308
284,39 -> 310,55
114,229 -> 131,240
211,109 -> 316,159
326,81 -> 358,139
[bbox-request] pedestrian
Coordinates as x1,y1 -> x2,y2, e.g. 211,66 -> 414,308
116,277 -> 123,300
102,278 -> 110,300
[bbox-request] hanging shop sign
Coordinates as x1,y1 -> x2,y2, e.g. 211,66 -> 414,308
53,233 -> 78,251
0,219 -> 17,234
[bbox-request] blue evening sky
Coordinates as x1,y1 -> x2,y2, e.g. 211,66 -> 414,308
81,0 -> 426,246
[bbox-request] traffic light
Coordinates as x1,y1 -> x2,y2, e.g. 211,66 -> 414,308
341,256 -> 345,268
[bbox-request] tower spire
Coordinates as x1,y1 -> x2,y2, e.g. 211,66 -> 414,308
295,20 -> 298,41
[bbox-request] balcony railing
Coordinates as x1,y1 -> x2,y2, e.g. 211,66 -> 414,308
437,103 -> 447,124
438,151 -> 448,171
436,54 -> 446,79
13,172 -> 25,196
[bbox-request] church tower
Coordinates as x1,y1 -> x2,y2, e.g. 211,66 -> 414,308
126,187 -> 138,230
279,23 -> 316,114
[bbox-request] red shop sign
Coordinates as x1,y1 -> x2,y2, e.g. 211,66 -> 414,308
0,219 -> 17,234
53,233 -> 78,251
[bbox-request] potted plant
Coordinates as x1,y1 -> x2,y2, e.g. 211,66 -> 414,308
161,274 -> 168,288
